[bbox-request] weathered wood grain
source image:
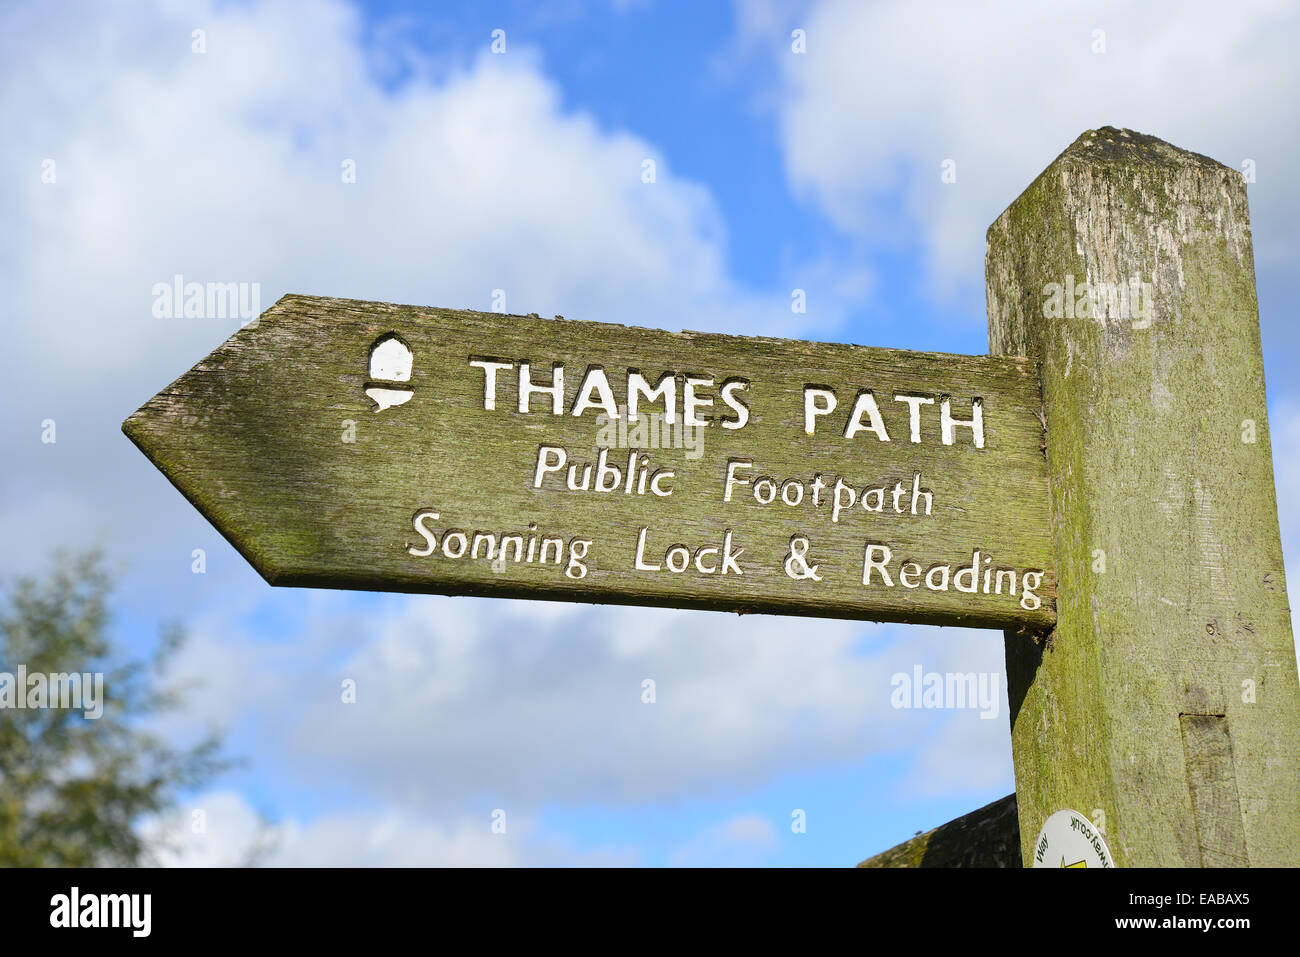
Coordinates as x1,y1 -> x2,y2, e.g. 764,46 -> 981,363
858,794 -> 1021,868
124,294 -> 1055,629
988,127 -> 1300,866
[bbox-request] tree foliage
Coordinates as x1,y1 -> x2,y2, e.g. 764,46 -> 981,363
0,551 -> 226,866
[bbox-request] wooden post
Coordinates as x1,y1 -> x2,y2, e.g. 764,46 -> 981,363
987,127 -> 1300,866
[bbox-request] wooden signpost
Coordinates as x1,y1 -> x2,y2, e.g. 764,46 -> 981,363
124,298 -> 1054,630
125,128 -> 1300,868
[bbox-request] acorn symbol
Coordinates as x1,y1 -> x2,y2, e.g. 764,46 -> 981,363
364,334 -> 414,411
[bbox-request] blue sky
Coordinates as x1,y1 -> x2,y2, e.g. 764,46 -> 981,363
3,0 -> 1298,866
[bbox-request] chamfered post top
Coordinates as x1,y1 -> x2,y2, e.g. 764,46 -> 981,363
990,126 -> 1249,244
1057,126 -> 1232,173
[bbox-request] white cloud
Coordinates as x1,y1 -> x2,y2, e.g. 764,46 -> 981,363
143,790 -> 276,868
153,590 -> 1010,813
901,694 -> 1014,800
743,0 -> 1300,298
144,789 -> 636,866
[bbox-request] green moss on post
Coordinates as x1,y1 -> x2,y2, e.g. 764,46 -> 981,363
987,127 -> 1300,866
